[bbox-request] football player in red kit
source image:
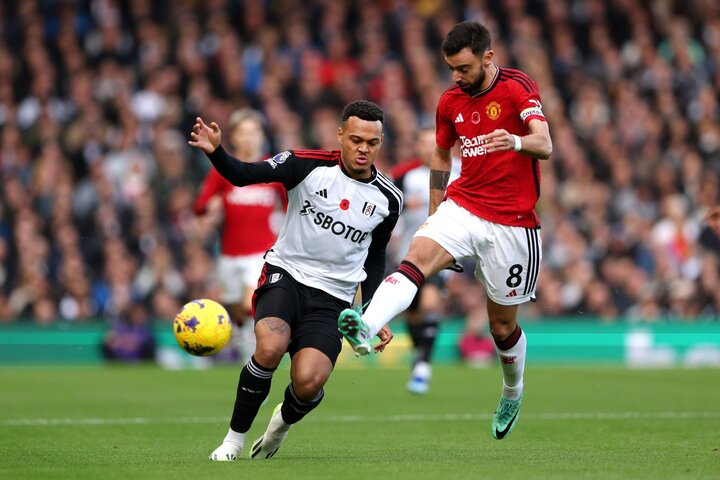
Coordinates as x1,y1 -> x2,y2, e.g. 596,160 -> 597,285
339,21 -> 552,440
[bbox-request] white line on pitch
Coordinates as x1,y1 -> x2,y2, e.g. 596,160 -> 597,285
2,411 -> 720,427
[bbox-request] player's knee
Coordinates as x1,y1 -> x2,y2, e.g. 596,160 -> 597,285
291,372 -> 326,400
253,343 -> 285,368
489,320 -> 516,343
407,236 -> 455,266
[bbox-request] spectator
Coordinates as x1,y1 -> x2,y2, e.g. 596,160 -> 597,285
0,0 -> 718,331
102,303 -> 156,362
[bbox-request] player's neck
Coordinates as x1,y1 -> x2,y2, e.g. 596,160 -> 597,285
466,63 -> 498,97
481,63 -> 498,91
481,63 -> 497,90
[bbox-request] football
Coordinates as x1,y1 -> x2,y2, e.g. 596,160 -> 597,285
173,299 -> 232,356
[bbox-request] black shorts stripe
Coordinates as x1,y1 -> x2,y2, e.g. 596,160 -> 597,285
523,228 -> 540,296
532,229 -> 540,293
522,228 -> 532,296
530,229 -> 540,292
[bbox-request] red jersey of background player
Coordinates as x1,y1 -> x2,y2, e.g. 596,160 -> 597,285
435,67 -> 546,228
193,168 -> 287,256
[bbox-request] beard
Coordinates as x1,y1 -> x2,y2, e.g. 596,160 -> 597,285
458,69 -> 487,96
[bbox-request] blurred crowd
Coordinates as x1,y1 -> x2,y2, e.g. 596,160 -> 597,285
1,0 -> 719,330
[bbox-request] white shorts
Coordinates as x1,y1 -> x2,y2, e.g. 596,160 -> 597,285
414,199 -> 541,305
216,253 -> 266,304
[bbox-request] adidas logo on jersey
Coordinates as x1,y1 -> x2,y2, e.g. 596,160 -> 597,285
315,189 -> 328,198
454,113 -> 464,123
506,289 -> 517,298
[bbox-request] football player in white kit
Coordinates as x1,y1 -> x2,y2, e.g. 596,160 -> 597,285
189,100 -> 401,460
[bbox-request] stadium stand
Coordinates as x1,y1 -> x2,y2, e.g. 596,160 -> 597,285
0,0 -> 719,331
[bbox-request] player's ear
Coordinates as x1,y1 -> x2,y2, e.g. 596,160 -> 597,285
484,49 -> 495,67
337,126 -> 343,145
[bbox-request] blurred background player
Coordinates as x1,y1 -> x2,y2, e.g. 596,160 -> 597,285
193,109 -> 286,363
390,127 -> 460,394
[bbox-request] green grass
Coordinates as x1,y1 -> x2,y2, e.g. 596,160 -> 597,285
1,364 -> 718,479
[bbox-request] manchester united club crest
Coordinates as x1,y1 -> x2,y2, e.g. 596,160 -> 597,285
486,101 -> 501,120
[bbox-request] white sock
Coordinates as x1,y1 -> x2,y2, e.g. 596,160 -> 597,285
363,272 -> 419,337
223,427 -> 245,447
268,408 -> 291,438
494,329 -> 526,400
411,361 -> 431,380
502,382 -> 523,401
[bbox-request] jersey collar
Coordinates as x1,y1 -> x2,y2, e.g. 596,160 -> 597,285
338,157 -> 378,183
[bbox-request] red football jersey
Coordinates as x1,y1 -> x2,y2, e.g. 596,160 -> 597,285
436,67 -> 546,228
193,167 -> 287,256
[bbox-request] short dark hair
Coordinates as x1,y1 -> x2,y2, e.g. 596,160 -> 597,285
441,21 -> 492,57
341,100 -> 384,124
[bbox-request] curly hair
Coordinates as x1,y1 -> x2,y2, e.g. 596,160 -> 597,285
341,100 -> 384,124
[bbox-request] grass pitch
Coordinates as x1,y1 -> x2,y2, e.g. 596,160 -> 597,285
1,363 -> 718,479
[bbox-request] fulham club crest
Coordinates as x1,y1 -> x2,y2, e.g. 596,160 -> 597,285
362,202 -> 376,217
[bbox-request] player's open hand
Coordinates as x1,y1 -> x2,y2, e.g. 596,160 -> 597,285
374,325 -> 394,353
188,117 -> 222,154
479,129 -> 515,154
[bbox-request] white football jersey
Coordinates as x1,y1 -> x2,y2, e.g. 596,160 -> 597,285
207,147 -> 402,302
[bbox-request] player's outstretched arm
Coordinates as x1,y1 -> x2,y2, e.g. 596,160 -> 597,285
188,117 -> 222,154
188,118 -> 287,188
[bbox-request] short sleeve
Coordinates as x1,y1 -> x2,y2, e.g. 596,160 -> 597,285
435,94 -> 458,150
516,80 -> 546,125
